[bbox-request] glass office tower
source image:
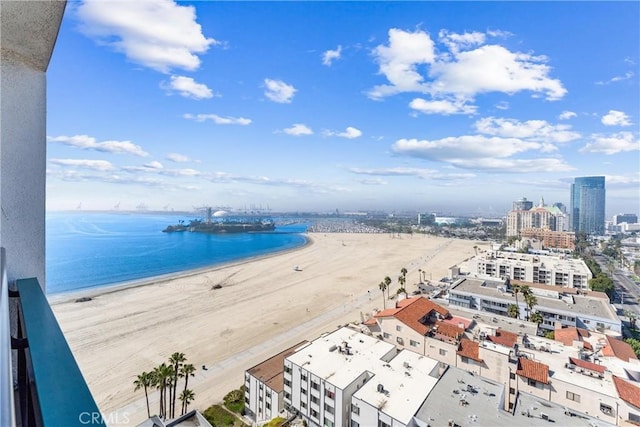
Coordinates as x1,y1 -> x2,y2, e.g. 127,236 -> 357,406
570,176 -> 605,235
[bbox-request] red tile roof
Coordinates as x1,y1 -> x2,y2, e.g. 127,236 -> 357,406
583,341 -> 593,351
363,317 -> 377,326
602,336 -> 638,362
433,321 -> 464,340
554,327 -> 580,347
247,341 -> 308,392
486,329 -> 518,348
568,357 -> 605,374
375,297 -> 451,336
441,316 -> 472,330
457,338 -> 483,363
517,357 -> 549,384
613,376 -> 640,409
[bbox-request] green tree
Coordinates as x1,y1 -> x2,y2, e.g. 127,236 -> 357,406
530,311 -> 543,325
521,286 -> 537,322
179,389 -> 196,416
384,276 -> 392,300
134,371 -> 154,418
153,363 -> 174,419
180,363 -> 196,398
589,273 -> 615,298
397,268 -> 407,296
544,331 -> 555,340
169,352 -> 186,418
624,338 -> 640,358
512,284 -> 521,319
507,304 -> 520,319
379,281 -> 387,309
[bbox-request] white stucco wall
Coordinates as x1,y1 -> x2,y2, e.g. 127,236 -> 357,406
0,0 -> 66,288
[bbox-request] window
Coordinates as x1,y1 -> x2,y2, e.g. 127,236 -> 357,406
301,388 -> 307,395
324,403 -> 335,414
284,392 -> 291,400
284,365 -> 292,374
351,404 -> 360,415
378,421 -> 391,427
301,374 -> 308,382
396,337 -> 404,345
396,325 -> 402,331
266,402 -> 271,410
461,356 -> 469,364
351,421 -> 360,427
266,391 -> 271,399
527,378 -> 537,387
325,389 -> 335,399
410,339 -> 419,347
509,387 -> 515,395
245,396 -> 249,404
600,403 -> 613,416
284,379 -> 291,387
324,420 -> 334,427
310,409 -> 319,419
510,372 -> 515,380
301,402 -> 307,409
311,381 -> 320,391
439,348 -> 447,356
566,391 -> 580,403
311,395 -> 319,405
383,332 -> 391,339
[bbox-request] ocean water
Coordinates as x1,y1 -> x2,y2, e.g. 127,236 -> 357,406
45,212 -> 308,295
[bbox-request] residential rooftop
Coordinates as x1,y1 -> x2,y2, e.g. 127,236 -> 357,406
247,341 -> 308,392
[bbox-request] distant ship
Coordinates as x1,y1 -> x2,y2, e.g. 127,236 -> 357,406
162,218 -> 275,234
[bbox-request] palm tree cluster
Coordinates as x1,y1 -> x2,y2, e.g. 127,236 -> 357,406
509,284 -> 539,322
396,267 -> 408,297
134,352 -> 197,420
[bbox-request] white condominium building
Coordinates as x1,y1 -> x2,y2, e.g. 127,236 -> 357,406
467,250 -> 592,288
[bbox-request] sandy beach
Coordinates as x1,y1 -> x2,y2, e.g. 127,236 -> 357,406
51,232 -> 485,425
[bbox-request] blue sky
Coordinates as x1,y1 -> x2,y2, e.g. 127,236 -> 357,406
46,1 -> 639,217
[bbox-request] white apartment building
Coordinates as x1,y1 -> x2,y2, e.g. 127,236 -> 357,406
448,277 -> 621,334
244,341 -> 307,424
466,250 -> 592,288
282,327 -> 444,427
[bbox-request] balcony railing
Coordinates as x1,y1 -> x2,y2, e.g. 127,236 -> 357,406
4,268 -> 105,426
1,248 -> 15,426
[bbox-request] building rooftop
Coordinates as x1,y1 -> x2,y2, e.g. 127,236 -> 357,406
247,341 -> 308,392
517,357 -> 549,384
415,366 -> 613,427
602,335 -> 638,362
613,375 -> 640,409
450,277 -> 618,322
353,350 -> 440,426
286,327 -> 397,390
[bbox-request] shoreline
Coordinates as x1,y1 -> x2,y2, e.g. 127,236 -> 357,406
47,233 -> 314,304
52,232 -> 487,424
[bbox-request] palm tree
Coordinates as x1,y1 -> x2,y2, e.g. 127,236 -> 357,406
397,274 -> 406,296
180,363 -> 196,396
507,304 -> 520,319
179,389 -> 196,416
134,371 -> 153,418
473,245 -> 478,256
530,311 -> 543,325
418,269 -> 423,284
379,281 -> 387,309
169,352 -> 186,418
512,284 -> 521,320
384,276 -> 392,300
154,363 -> 174,419
521,286 -> 537,322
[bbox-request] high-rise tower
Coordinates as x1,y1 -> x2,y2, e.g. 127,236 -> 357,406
570,176 -> 605,235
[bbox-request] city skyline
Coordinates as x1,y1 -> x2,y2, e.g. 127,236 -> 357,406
46,1 -> 639,216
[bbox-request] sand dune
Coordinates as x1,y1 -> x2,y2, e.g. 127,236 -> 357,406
51,232 -> 485,425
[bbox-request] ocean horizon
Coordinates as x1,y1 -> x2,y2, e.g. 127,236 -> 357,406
46,212 -> 309,295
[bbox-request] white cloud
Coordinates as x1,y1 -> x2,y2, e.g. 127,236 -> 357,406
282,124 -> 313,136
123,165 -> 201,177
367,28 -> 436,99
166,153 -> 190,163
410,97 -> 477,115
474,117 -> 580,143
368,28 -> 566,104
601,110 -> 632,126
144,161 -> 164,169
596,71 -> 634,85
183,113 -> 251,125
164,76 -> 213,99
264,78 -> 296,103
47,135 -> 149,157
558,110 -> 577,120
76,0 -> 216,73
391,135 -> 574,172
349,167 -> 436,178
325,126 -> 363,139
495,101 -> 509,110
322,45 -> 342,66
438,30 -> 486,54
580,132 -> 639,155
50,158 -> 115,171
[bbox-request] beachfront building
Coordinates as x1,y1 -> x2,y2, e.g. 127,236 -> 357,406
466,250 -> 592,288
506,197 -> 569,238
447,276 -> 621,334
282,327 -> 449,427
244,341 -> 308,424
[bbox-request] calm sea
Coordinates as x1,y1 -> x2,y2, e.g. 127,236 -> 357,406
45,212 -> 309,295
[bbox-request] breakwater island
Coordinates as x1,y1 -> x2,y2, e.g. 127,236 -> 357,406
162,218 -> 276,233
